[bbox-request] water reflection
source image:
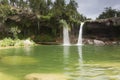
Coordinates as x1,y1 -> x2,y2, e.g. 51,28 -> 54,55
24,46 -> 32,56
78,46 -> 83,65
63,45 -> 85,80
63,46 -> 70,62
63,46 -> 70,73
76,45 -> 85,80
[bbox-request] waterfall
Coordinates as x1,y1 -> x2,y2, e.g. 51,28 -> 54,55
77,22 -> 84,45
63,27 -> 70,46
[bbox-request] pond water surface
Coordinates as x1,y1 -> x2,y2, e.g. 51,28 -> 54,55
0,45 -> 120,80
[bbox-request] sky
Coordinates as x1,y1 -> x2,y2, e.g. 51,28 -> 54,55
76,0 -> 120,20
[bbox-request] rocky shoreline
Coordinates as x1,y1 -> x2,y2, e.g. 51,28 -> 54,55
83,38 -> 120,46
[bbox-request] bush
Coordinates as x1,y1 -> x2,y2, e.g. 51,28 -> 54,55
0,38 -> 14,47
0,38 -> 35,47
14,39 -> 24,46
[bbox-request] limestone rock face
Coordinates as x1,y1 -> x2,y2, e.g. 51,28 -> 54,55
83,17 -> 120,42
25,73 -> 68,80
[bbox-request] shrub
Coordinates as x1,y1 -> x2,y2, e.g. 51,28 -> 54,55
0,38 -> 35,47
0,38 -> 14,47
14,39 -> 24,46
10,26 -> 21,39
14,39 -> 35,46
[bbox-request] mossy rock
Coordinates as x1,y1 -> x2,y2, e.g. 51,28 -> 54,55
0,72 -> 19,80
1,56 -> 38,65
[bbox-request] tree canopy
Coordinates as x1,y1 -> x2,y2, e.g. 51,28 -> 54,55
0,0 -> 87,41
97,7 -> 120,19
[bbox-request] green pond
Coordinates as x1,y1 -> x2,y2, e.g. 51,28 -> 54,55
0,45 -> 120,80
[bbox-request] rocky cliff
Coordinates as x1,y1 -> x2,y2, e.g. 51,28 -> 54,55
83,17 -> 120,41
82,17 -> 120,45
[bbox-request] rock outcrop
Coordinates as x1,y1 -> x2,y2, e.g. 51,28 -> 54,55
82,17 -> 120,45
83,39 -> 120,45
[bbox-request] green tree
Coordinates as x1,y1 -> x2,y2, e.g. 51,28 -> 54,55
52,0 -> 66,19
0,0 -> 9,5
0,3 -> 11,23
0,0 -> 88,41
9,0 -> 16,6
10,26 -> 21,39
97,7 -> 120,19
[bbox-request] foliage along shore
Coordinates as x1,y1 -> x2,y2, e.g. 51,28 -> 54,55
0,38 -> 35,49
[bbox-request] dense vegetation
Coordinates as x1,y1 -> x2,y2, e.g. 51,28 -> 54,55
0,0 -> 87,43
97,7 -> 120,19
1,0 -> 120,46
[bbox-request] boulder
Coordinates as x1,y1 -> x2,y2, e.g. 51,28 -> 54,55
83,39 -> 94,45
24,73 -> 68,80
24,39 -> 34,46
87,39 -> 94,45
94,40 -> 105,46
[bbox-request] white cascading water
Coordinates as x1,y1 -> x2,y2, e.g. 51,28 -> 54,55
77,22 -> 84,45
63,27 -> 70,46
